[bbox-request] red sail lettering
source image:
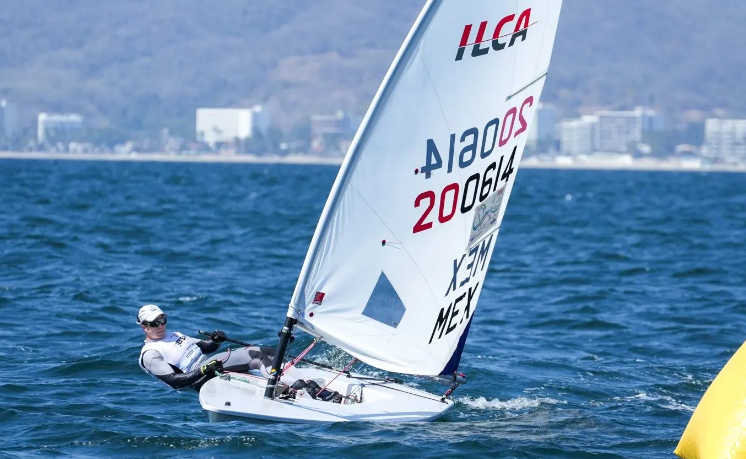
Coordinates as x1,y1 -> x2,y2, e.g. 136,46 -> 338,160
514,8 -> 531,33
492,14 -> 515,40
459,24 -> 472,47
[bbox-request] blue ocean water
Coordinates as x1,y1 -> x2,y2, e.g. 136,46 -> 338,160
1,160 -> 744,459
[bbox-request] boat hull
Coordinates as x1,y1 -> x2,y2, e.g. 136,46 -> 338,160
199,367 -> 454,423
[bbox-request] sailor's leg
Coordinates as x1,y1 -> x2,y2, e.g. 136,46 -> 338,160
216,346 -> 306,385
246,349 -> 273,376
217,346 -> 260,373
279,364 -> 306,386
243,348 -> 305,385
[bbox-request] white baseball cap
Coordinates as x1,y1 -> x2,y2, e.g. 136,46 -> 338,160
137,304 -> 165,324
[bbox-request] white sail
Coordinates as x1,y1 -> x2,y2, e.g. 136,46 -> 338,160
288,0 -> 563,376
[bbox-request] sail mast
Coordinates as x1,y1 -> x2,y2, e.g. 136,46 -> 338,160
263,316 -> 296,399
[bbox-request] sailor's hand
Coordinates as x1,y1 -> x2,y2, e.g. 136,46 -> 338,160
201,359 -> 223,376
210,330 -> 227,343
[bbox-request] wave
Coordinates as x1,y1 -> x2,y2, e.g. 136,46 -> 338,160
177,296 -> 206,303
614,391 -> 694,413
457,396 -> 565,411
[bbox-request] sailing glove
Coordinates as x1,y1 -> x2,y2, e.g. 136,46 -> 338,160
210,330 -> 227,343
201,359 -> 223,376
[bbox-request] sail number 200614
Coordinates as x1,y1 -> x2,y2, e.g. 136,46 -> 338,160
412,96 -> 533,234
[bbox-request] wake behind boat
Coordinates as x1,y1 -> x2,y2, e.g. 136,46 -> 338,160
200,0 -> 564,423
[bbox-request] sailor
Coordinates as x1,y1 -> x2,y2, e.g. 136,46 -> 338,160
137,304 -> 282,391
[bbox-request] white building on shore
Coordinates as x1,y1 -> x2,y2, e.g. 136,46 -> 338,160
196,105 -> 270,148
702,118 -> 746,164
0,100 -> 18,143
559,116 -> 597,156
558,107 -> 665,157
594,107 -> 665,153
37,113 -> 83,144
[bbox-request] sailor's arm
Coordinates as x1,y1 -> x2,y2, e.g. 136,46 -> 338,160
196,329 -> 227,354
196,340 -> 220,354
141,350 -> 219,389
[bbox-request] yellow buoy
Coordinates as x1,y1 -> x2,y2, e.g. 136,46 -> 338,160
675,340 -> 746,459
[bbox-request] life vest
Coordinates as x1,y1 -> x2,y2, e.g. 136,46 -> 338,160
139,332 -> 205,374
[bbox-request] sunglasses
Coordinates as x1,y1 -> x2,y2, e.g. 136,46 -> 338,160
144,316 -> 167,328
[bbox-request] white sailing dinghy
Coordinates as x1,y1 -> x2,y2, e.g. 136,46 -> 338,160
200,0 -> 563,423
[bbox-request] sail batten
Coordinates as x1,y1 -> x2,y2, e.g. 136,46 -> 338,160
288,0 -> 563,376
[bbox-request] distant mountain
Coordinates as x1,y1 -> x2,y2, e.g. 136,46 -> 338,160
1,0 -> 743,140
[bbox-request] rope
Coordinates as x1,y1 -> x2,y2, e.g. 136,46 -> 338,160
364,380 -> 446,403
282,339 -> 318,374
216,371 -> 266,389
319,358 -> 357,394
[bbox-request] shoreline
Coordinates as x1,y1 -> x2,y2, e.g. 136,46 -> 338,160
2,151 -> 745,173
0,151 -> 344,166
